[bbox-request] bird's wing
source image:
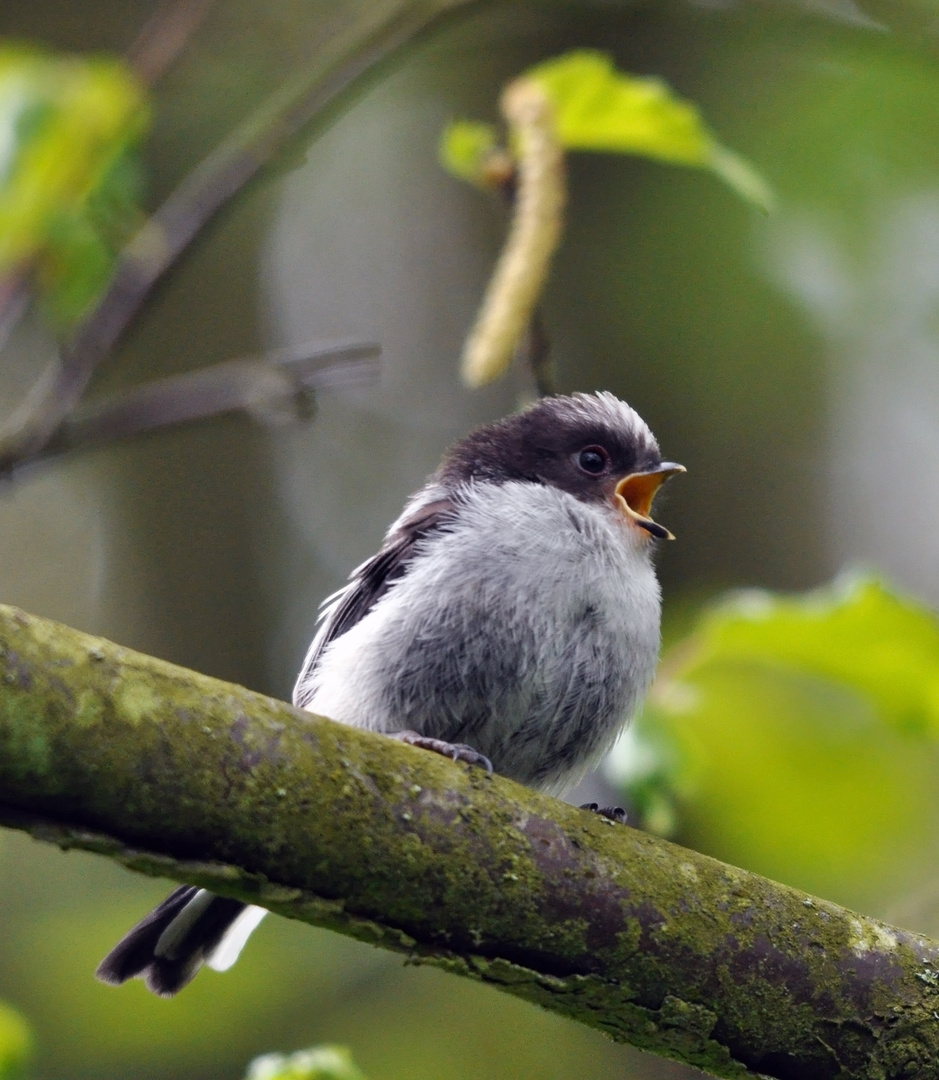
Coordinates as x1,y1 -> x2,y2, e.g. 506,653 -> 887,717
292,495 -> 456,708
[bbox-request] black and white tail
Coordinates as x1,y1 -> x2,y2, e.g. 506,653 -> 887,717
96,886 -> 267,997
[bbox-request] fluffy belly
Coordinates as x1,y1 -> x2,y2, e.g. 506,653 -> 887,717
303,482 -> 662,795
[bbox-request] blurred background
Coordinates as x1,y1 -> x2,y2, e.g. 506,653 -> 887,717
2,0 -> 939,1077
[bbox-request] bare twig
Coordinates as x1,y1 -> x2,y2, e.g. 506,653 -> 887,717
514,308 -> 555,397
126,0 -> 217,86
0,277 -> 30,356
0,0 -> 473,474
29,341 -> 380,465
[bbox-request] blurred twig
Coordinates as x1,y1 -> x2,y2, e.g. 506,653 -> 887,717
0,279 -> 30,357
30,341 -> 380,466
0,0 -> 473,474
126,0 -> 217,86
514,308 -> 555,397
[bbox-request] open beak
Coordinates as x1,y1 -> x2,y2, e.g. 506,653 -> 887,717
614,463 -> 686,540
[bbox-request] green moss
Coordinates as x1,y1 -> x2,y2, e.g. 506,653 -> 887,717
74,689 -> 104,728
0,695 -> 51,779
6,603 -> 939,1077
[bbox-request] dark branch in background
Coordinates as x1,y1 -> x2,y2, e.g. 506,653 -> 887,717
22,341 -> 379,467
1,603 -> 939,1080
0,279 -> 29,357
0,0 -> 474,474
515,308 -> 556,397
126,0 -> 217,86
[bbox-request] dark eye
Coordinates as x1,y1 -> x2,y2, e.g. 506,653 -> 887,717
577,445 -> 610,475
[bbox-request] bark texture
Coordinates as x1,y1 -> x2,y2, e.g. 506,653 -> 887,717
1,603 -> 939,1079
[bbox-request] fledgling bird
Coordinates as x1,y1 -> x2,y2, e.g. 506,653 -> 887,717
96,391 -> 683,996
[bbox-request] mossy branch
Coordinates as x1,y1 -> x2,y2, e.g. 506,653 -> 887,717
1,604 -> 939,1080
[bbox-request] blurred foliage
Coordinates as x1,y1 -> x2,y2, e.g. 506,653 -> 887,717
245,1046 -> 367,1080
0,42 -> 147,330
440,49 -> 772,210
438,120 -> 501,189
0,1000 -> 31,1080
528,50 -> 772,211
610,574 -> 939,908
748,31 -> 939,220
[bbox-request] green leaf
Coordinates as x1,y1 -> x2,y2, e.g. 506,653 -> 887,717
0,43 -> 148,330
38,142 -> 146,328
675,574 -> 939,735
0,1001 -> 32,1080
438,120 -> 500,188
245,1046 -> 368,1080
609,573 -> 939,905
525,50 -> 773,212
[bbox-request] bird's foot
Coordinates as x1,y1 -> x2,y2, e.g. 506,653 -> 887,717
580,802 -> 628,825
390,730 -> 494,775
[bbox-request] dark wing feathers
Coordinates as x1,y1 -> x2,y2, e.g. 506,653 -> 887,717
293,496 -> 455,707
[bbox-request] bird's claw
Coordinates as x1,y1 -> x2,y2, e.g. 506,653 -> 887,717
579,802 -> 628,825
391,731 -> 494,775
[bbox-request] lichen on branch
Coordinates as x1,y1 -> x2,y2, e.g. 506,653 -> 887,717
0,603 -> 938,1079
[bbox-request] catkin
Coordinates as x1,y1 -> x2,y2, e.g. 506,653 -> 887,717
460,78 -> 566,388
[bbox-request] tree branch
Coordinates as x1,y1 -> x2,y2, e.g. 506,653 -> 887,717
12,341 -> 380,472
0,0 -> 473,473
1,603 -> 938,1080
126,0 -> 217,87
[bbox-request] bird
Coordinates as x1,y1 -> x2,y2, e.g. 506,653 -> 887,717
96,390 -> 684,996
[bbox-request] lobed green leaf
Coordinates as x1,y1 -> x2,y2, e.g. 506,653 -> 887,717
676,574 -> 939,736
526,50 -> 773,211
610,573 -> 939,904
